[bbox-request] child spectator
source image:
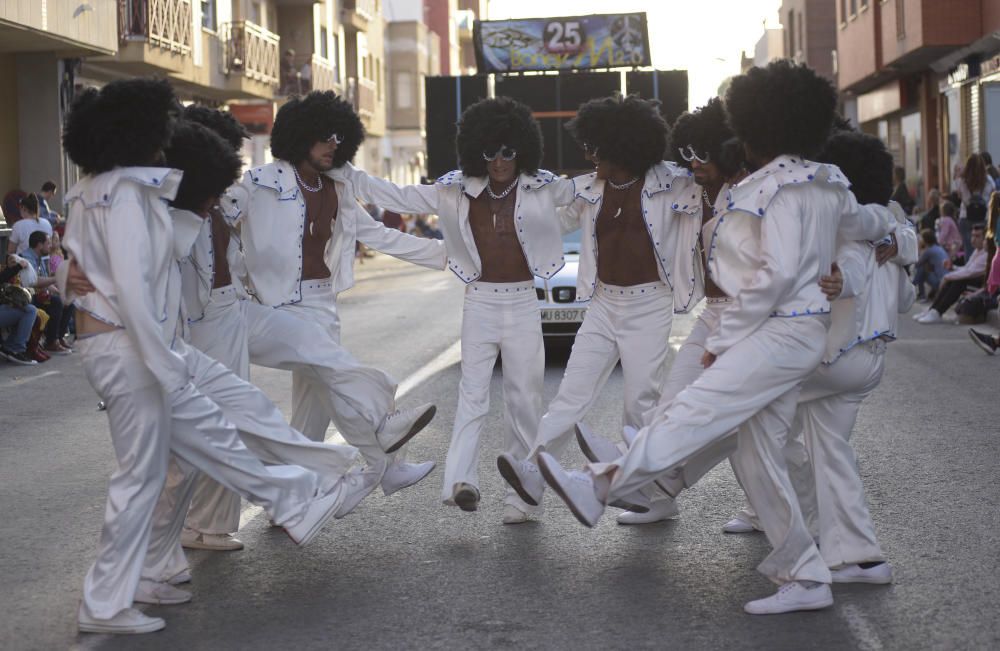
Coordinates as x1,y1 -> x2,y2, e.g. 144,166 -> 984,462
915,223 -> 988,324
936,200 -> 963,263
913,229 -> 949,300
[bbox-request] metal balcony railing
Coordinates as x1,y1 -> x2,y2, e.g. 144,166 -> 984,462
220,21 -> 280,87
118,0 -> 192,54
279,53 -> 338,95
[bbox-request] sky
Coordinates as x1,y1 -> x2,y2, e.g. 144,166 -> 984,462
485,0 -> 782,110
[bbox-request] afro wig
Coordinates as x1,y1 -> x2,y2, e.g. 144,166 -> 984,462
63,78 -> 179,175
566,94 -> 669,177
455,97 -> 543,177
165,121 -> 243,212
724,60 -> 837,161
669,98 -> 744,178
270,91 -> 364,166
182,105 -> 249,151
816,129 -> 893,206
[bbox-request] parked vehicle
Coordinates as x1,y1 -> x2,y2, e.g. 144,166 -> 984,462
535,229 -> 588,342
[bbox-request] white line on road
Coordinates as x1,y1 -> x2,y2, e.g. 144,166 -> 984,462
0,370 -> 60,391
840,603 -> 885,651
238,339 -> 463,529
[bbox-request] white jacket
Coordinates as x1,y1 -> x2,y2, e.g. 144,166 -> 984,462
60,167 -> 194,392
230,161 -> 447,307
180,198 -> 249,323
824,201 -> 918,363
344,166 -> 576,283
559,161 -> 703,308
704,156 -> 892,356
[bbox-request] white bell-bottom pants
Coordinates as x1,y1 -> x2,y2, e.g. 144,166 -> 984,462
244,279 -> 397,467
797,340 -> 887,568
143,340 -> 360,584
594,316 -> 831,585
530,281 -> 673,460
441,281 -> 542,508
77,331 -> 321,620
183,285 -> 248,535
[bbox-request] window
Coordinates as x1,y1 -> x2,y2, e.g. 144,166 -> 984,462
201,0 -> 216,30
332,34 -> 340,83
786,10 -> 795,57
376,58 -> 382,100
395,72 -> 413,109
849,0 -> 857,16
320,28 -> 328,59
797,12 -> 804,58
895,0 -> 905,38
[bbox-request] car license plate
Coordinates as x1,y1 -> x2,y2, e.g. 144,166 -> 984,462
541,308 -> 584,322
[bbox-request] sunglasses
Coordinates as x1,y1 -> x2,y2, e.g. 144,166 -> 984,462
678,145 -> 710,164
326,133 -> 344,145
483,146 -> 517,161
582,142 -> 600,158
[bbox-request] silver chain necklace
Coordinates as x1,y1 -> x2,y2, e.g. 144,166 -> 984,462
485,179 -> 518,200
607,176 -> 640,191
293,166 -> 323,193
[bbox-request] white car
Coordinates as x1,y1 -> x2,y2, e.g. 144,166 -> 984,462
535,230 -> 588,342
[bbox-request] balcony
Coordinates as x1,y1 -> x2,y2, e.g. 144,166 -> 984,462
220,20 -> 280,94
279,53 -> 339,96
0,0 -> 117,56
310,55 -> 339,93
343,0 -> 377,31
93,0 -> 192,73
350,76 -> 377,116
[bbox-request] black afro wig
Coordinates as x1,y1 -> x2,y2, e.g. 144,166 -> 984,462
725,60 -> 837,161
270,91 -> 363,166
669,98 -> 744,178
182,105 -> 249,151
816,129 -> 893,206
165,121 -> 243,212
455,96 -> 543,177
566,94 -> 668,177
63,78 -> 179,175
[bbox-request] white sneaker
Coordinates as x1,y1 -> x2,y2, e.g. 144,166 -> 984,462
381,460 -> 436,496
334,467 -> 383,518
917,309 -> 942,324
166,570 -> 191,586
722,513 -> 761,534
180,528 -> 244,551
743,581 -> 833,615
831,562 -> 893,584
575,423 -> 626,464
133,580 -> 192,605
617,498 -> 679,525
451,482 -> 480,512
502,503 -> 531,524
537,452 -> 606,527
283,490 -> 345,546
78,605 -> 165,635
497,453 -> 545,506
375,403 -> 436,453
911,308 -> 930,321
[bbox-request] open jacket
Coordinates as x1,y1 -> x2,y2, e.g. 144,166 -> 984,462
559,161 -> 703,309
229,161 -> 446,307
181,197 -> 249,323
344,166 -> 576,284
703,156 -> 892,357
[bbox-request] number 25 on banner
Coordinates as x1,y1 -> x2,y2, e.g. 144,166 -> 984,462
544,20 -> 585,54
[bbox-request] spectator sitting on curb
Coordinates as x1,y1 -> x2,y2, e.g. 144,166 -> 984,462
913,229 -> 949,301
914,223 -> 988,324
937,200 -> 963,264
21,231 -> 73,354
0,256 -> 39,365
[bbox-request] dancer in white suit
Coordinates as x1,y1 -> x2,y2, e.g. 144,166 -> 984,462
496,94 -> 702,515
537,62 -> 892,615
230,92 -> 444,497
61,81 -> 361,635
344,97 -> 577,522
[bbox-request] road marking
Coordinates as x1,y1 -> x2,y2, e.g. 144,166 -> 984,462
238,339 -> 463,529
840,603 -> 885,651
0,370 -> 60,390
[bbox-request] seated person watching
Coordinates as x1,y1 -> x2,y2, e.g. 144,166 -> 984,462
915,223 -> 988,324
21,231 -> 74,354
0,256 -> 39,365
913,229 -> 949,300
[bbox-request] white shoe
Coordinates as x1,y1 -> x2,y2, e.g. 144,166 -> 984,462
334,467 -> 383,518
180,528 -> 244,551
743,582 -> 833,615
283,490 -> 345,546
537,452 -> 606,527
381,460 -> 436,496
502,503 -> 531,524
912,308 -> 930,321
450,482 -> 480,512
575,422 -> 626,464
78,605 -> 165,635
497,453 -> 545,506
722,513 -> 761,534
166,570 -> 191,585
617,498 -> 679,524
917,309 -> 942,323
376,403 -> 436,453
133,580 -> 192,605
831,562 -> 893,584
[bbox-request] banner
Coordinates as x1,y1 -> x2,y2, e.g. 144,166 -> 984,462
474,13 -> 651,74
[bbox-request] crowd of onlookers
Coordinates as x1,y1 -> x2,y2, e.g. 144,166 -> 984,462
0,181 -> 75,365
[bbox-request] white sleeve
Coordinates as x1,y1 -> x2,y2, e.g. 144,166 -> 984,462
345,165 -> 443,215
891,218 -> 919,266
705,191 -> 803,356
353,201 -> 447,270
839,195 -> 892,242
834,240 -> 871,300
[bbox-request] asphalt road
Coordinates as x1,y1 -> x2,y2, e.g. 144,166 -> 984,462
1,254 -> 998,651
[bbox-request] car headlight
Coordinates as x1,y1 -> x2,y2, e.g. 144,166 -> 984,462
554,287 -> 575,302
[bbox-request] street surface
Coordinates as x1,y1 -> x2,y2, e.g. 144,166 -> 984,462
1,254 -> 998,650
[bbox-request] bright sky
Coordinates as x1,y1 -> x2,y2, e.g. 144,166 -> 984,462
486,0 -> 782,110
